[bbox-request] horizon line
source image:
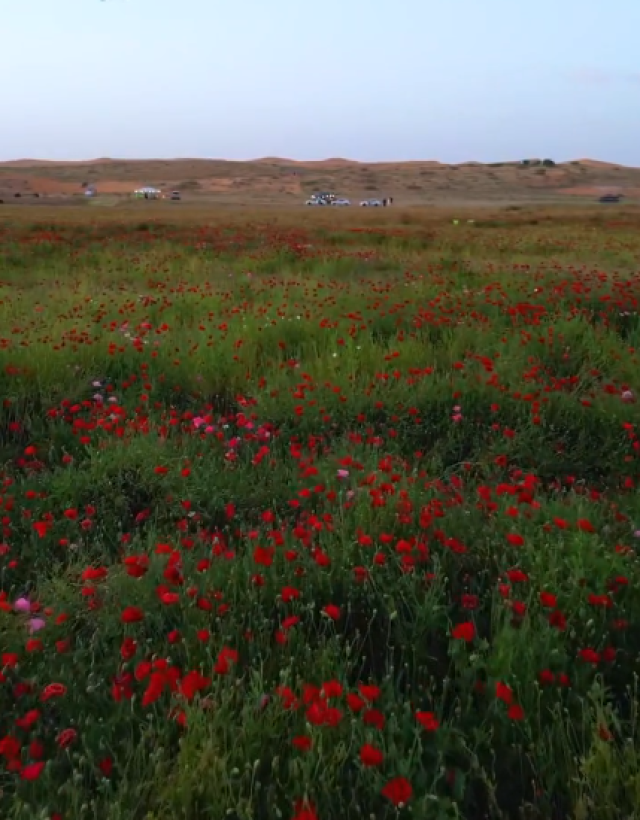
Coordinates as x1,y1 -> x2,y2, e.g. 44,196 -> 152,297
0,155 -> 635,167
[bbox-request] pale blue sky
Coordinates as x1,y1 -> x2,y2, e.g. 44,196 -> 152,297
2,0 -> 640,164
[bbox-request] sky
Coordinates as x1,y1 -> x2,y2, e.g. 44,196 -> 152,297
2,0 -> 640,164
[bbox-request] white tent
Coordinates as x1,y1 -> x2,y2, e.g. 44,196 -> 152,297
134,187 -> 161,199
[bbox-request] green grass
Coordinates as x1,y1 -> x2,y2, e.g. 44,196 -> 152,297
1,206 -> 640,820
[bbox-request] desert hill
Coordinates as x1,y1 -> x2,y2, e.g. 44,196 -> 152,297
0,156 -> 638,204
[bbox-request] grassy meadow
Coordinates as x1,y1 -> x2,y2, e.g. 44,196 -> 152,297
2,205 -> 640,820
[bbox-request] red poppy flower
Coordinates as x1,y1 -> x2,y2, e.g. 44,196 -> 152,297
358,683 -> 380,702
381,776 -> 412,806
99,757 -> 113,777
416,711 -> 439,731
322,604 -> 340,620
292,799 -> 318,820
359,743 -> 384,766
40,683 -> 67,702
508,703 -> 525,721
451,621 -> 475,642
21,761 -> 45,780
57,728 -> 77,749
121,606 -> 144,623
539,591 -> 557,608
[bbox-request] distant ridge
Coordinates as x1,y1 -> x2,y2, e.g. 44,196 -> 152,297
1,156 -> 639,202
0,156 -> 636,169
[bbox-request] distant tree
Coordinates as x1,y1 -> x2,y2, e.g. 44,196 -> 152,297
521,159 -> 530,165
542,158 -> 555,167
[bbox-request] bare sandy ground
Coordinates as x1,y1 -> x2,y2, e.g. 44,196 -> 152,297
1,157 -> 638,205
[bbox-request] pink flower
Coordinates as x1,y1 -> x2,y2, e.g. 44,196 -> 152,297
193,417 -> 205,429
28,618 -> 46,634
14,598 -> 31,613
337,469 -> 349,479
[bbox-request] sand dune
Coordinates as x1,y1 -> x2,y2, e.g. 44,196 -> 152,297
1,156 -> 638,203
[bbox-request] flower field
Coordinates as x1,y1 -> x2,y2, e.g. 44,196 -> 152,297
2,206 -> 640,820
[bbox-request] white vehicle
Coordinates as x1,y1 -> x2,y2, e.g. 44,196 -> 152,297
305,191 -> 337,206
331,198 -> 350,206
360,198 -> 382,207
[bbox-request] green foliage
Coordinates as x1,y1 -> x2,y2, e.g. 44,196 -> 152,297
1,211 -> 640,819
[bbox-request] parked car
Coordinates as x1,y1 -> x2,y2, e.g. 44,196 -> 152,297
360,199 -> 382,207
331,198 -> 350,206
306,191 -> 338,206
314,191 -> 336,203
170,191 -> 181,201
